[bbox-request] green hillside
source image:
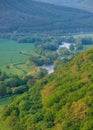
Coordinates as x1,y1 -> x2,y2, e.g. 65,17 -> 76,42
1,48 -> 93,130
1,0 -> 93,38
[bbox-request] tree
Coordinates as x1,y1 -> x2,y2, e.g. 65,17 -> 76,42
69,44 -> 75,51
75,39 -> 83,50
13,85 -> 28,94
0,71 -> 7,81
0,83 -> 6,97
6,75 -> 23,88
54,59 -> 65,70
37,68 -> 48,79
59,47 -> 70,56
81,37 -> 93,45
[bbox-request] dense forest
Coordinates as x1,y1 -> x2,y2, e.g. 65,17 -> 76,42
1,48 -> 93,130
1,0 -> 93,38
0,68 -> 47,98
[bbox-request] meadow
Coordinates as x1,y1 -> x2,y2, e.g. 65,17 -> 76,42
0,39 -> 35,75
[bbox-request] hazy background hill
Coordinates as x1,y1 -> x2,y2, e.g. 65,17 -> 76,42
35,0 -> 93,13
1,0 -> 93,38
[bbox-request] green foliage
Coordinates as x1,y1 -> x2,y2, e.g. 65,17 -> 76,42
1,48 -> 93,130
5,75 -> 23,88
0,74 -> 27,97
81,37 -> 93,45
0,97 -> 10,111
13,85 -> 28,94
75,39 -> 83,50
0,71 -> 8,81
54,59 -> 65,70
59,47 -> 70,56
37,68 -> 48,79
0,83 -> 7,97
0,120 -> 10,130
18,36 -> 42,44
29,51 -> 58,66
69,44 -> 75,51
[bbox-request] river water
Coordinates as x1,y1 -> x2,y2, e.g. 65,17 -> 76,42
41,65 -> 54,74
41,42 -> 71,74
58,42 -> 71,49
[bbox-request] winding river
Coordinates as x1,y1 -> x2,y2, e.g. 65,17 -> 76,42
42,42 -> 71,74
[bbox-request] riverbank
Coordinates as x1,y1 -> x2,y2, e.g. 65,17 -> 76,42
41,42 -> 71,74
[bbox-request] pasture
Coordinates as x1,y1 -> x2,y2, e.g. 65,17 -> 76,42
0,39 -> 35,75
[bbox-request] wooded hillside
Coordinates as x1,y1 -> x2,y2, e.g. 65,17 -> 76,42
1,0 -> 93,38
1,48 -> 93,130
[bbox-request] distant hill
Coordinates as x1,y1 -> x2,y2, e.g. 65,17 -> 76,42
36,0 -> 93,13
1,48 -> 93,130
1,0 -> 93,38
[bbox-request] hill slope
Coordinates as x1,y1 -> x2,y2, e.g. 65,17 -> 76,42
1,0 -> 93,38
36,0 -> 93,13
1,48 -> 93,130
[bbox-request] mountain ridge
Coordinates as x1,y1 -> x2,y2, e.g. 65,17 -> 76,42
35,0 -> 93,13
1,0 -> 93,38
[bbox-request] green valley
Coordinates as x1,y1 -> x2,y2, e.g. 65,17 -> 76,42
1,0 -> 93,130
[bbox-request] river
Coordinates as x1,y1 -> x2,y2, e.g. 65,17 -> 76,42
58,42 -> 71,49
41,42 -> 71,74
41,65 -> 54,74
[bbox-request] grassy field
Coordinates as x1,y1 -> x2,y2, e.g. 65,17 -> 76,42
0,39 -> 36,75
